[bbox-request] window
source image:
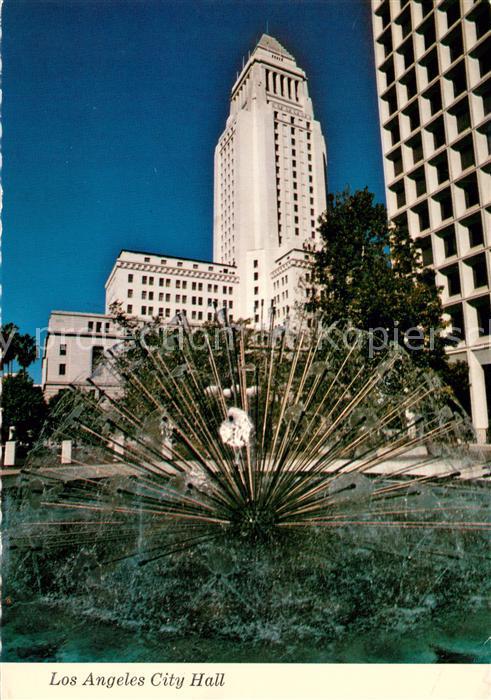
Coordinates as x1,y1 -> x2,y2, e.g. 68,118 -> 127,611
473,296 -> 491,336
463,215 -> 484,248
467,254 -> 488,289
423,84 -> 442,118
402,101 -> 419,133
456,174 -> 479,209
254,287 -> 259,295
429,152 -> 449,184
413,201 -> 429,231
149,277 -> 154,285
128,289 -> 133,298
420,48 -> 439,84
377,25 -> 392,59
382,85 -> 398,117
388,147 -> 403,178
400,38 -> 416,73
438,225 -> 457,258
442,265 -> 461,296
426,116 -> 445,151
442,24 -> 463,65
144,256 -> 150,262
417,15 -> 436,52
445,303 -> 465,341
91,346 -> 105,372
59,364 -> 66,376
407,133 -> 423,165
141,306 -> 147,315
159,278 -> 164,287
142,276 -> 147,284
88,321 -> 94,331
452,134 -> 474,172
142,291 -> 147,300
128,274 -> 133,283
127,304 -> 133,314
96,322 -> 102,333
59,344 -> 67,356
445,62 -> 467,101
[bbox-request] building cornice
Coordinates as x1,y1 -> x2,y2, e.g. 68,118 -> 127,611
111,259 -> 240,284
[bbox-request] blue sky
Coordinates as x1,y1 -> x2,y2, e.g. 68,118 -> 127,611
3,0 -> 385,382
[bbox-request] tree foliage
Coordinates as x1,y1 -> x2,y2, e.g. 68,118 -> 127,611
309,189 -> 449,370
1,323 -> 37,371
1,371 -> 47,447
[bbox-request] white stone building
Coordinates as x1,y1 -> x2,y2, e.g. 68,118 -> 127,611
371,0 -> 491,442
42,34 -> 327,398
214,34 -> 327,324
41,311 -> 124,399
43,252 -> 240,397
105,249 -> 238,323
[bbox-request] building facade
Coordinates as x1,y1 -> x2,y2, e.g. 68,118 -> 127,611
213,34 -> 327,323
371,0 -> 491,442
105,250 -> 239,324
42,311 -> 124,398
42,34 -> 327,398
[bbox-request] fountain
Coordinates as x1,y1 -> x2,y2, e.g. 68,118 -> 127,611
2,316 -> 490,662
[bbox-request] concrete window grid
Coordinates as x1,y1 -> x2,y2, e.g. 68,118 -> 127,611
374,1 -> 490,314
373,0 -> 491,363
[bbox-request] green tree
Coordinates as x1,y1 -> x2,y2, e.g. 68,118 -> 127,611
1,323 -> 37,371
309,189 -> 448,368
43,388 -> 106,444
1,371 -> 48,447
308,188 -> 469,402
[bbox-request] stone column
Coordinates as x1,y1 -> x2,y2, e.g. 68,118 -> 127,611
468,351 -> 489,444
111,433 -> 125,461
61,440 -> 72,464
4,441 -> 16,467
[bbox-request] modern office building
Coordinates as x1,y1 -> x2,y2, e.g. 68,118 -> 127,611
371,0 -> 490,442
214,34 -> 327,323
42,34 -> 328,398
